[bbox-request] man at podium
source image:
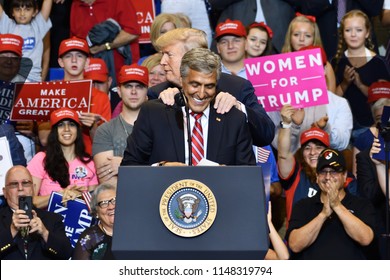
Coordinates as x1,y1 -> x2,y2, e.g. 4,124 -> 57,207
121,48 -> 255,167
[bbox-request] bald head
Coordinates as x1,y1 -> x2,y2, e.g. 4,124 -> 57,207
4,166 -> 33,209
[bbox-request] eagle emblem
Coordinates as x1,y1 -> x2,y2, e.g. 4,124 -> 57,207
175,194 -> 203,223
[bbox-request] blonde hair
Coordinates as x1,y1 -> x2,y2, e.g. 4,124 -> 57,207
281,15 -> 323,53
155,28 -> 208,52
334,10 -> 374,68
141,53 -> 163,72
175,13 -> 192,28
150,13 -> 184,49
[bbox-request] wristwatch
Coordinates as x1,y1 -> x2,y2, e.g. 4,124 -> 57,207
280,121 -> 292,129
105,42 -> 111,50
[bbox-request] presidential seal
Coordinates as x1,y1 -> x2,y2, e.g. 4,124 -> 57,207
159,179 -> 217,237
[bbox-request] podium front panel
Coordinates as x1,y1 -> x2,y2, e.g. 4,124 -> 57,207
112,166 -> 269,259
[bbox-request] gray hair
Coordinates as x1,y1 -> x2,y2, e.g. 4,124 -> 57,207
180,48 -> 221,80
90,183 -> 116,216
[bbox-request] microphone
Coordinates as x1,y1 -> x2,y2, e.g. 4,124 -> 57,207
174,91 -> 192,166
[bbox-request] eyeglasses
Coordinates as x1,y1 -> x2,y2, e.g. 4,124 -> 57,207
6,180 -> 33,189
97,197 -> 116,209
318,170 -> 341,177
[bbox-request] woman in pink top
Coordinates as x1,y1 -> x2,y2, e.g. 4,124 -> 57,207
28,108 -> 98,208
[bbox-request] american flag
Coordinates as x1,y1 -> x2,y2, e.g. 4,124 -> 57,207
257,147 -> 271,163
81,191 -> 92,212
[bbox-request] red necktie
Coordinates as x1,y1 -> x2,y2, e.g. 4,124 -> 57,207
191,112 -> 204,166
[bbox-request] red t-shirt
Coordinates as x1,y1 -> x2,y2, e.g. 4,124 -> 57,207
70,0 -> 141,74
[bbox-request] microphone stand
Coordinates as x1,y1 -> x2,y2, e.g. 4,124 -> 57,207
175,91 -> 192,166
185,102 -> 192,166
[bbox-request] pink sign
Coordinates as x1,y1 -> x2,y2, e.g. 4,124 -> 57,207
245,48 -> 328,112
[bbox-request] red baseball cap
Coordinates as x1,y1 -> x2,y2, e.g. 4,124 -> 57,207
118,64 -> 149,86
300,127 -> 330,147
50,108 -> 81,128
0,34 -> 23,57
58,37 -> 89,57
299,45 -> 327,66
215,19 -> 246,40
84,58 -> 109,82
367,81 -> 390,103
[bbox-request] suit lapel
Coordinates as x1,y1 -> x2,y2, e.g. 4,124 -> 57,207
207,107 -> 224,161
166,106 -> 186,161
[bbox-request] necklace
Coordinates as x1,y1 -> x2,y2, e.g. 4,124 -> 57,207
100,224 -> 113,236
119,114 -> 130,137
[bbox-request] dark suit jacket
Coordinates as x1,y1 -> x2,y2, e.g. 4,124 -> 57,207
147,73 -> 275,147
121,99 -> 256,166
210,0 -> 295,53
0,207 -> 73,260
356,149 -> 387,232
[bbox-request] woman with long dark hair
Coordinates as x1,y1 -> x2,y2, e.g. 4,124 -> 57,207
27,108 -> 98,208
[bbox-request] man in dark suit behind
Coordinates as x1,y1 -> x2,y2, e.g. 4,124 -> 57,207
147,28 -> 275,148
121,48 -> 256,166
0,166 -> 72,260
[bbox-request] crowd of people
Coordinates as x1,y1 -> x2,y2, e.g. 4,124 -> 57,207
0,0 -> 390,260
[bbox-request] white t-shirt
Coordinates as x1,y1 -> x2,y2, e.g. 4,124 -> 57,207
384,0 -> 390,9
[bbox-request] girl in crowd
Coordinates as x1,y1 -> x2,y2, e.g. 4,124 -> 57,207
245,22 -> 273,58
27,108 -> 98,209
282,13 -> 336,92
332,10 -> 390,138
269,14 -> 352,153
73,183 -> 116,260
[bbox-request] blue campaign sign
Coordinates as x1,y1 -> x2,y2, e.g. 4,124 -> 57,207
48,192 -> 93,248
373,106 -> 390,161
0,81 -> 15,123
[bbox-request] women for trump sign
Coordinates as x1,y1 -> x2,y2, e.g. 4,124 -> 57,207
245,48 -> 328,112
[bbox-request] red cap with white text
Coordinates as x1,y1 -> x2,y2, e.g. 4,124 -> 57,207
50,108 -> 81,127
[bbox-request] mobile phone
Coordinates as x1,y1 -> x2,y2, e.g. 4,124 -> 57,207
19,196 -> 33,219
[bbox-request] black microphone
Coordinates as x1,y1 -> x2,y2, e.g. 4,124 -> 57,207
174,91 -> 192,166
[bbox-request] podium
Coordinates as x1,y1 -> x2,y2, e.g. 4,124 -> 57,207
112,166 -> 269,259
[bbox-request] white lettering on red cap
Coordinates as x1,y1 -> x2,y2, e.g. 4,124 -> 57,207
65,40 -> 85,48
124,68 -> 145,76
304,130 -> 325,138
1,38 -> 21,46
55,110 -> 75,118
86,64 -> 103,72
219,23 -> 239,31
